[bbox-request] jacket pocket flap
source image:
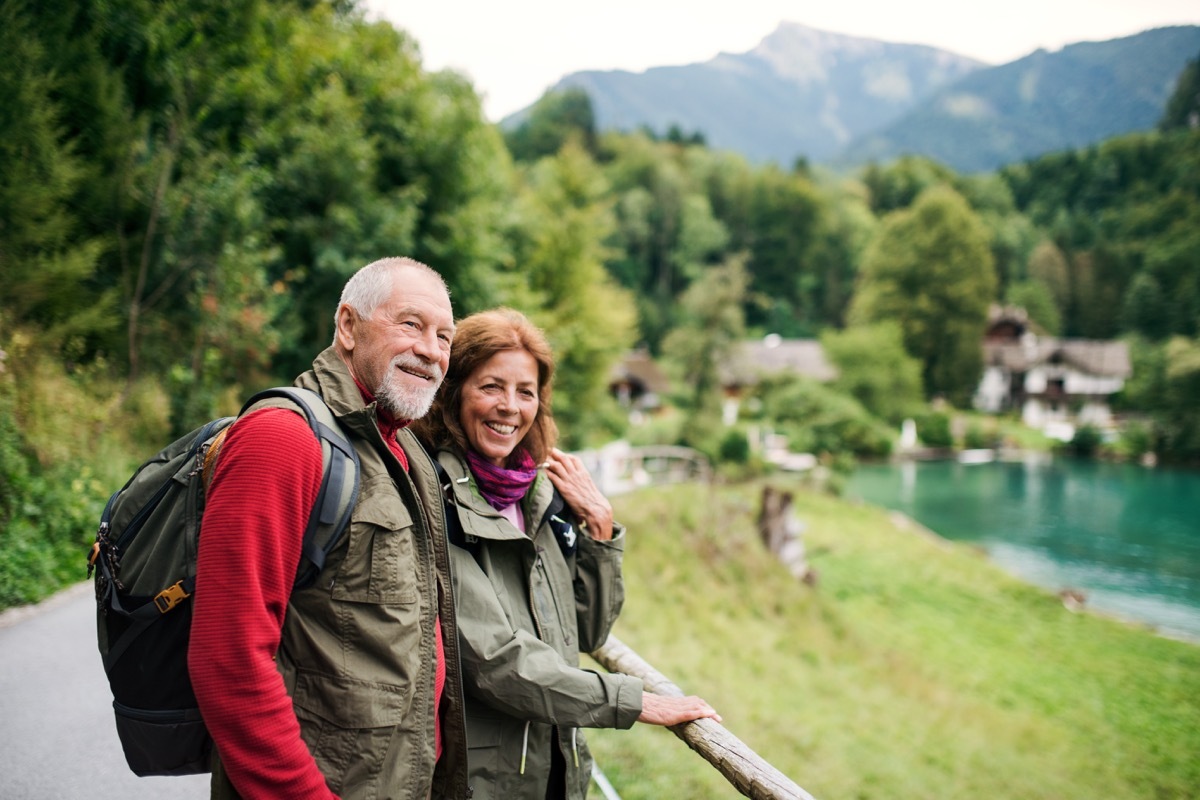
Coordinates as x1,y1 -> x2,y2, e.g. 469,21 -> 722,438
352,480 -> 414,530
464,713 -> 503,749
292,671 -> 408,728
458,508 -> 524,542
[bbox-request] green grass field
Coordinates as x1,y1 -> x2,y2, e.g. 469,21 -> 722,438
584,481 -> 1200,800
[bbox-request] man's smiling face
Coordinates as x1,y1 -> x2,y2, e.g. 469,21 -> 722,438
343,265 -> 455,420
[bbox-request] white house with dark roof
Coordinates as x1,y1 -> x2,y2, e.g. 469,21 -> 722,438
717,334 -> 838,425
974,306 -> 1131,433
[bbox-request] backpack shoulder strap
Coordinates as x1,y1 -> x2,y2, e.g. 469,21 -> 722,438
241,387 -> 361,589
540,487 -> 579,557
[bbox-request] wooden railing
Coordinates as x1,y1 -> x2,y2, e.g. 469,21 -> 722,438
591,635 -> 816,800
574,442 -> 712,497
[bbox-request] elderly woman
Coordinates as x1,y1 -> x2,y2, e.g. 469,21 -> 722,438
413,308 -> 719,800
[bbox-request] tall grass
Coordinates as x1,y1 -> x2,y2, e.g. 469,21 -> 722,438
586,482 -> 1199,800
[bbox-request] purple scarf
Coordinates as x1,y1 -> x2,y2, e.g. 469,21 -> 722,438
466,449 -> 538,510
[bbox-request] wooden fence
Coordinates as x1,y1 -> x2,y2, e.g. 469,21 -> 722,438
591,635 -> 816,800
574,442 -> 712,497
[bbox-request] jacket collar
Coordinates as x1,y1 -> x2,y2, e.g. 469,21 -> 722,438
437,448 -> 559,543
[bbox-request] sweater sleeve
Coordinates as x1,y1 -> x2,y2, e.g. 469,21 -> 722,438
188,407 -> 337,800
449,544 -> 643,731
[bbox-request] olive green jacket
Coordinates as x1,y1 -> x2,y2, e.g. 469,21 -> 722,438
211,348 -> 469,800
436,448 -> 643,800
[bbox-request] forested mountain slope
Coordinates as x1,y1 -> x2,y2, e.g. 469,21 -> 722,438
839,26 -> 1200,172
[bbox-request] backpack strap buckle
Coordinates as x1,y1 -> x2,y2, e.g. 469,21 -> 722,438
153,581 -> 191,614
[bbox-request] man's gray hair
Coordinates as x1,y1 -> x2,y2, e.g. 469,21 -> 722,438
334,257 -> 449,338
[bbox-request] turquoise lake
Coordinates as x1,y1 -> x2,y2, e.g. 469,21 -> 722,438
844,456 -> 1200,642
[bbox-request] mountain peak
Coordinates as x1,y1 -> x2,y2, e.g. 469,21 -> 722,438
746,21 -> 984,86
514,24 -> 1200,172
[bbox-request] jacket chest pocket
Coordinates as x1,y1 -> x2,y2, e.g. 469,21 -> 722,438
331,476 -> 421,604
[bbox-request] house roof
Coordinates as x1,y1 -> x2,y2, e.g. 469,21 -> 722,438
985,303 -> 1049,340
718,335 -> 838,387
609,349 -> 670,395
984,338 -> 1131,378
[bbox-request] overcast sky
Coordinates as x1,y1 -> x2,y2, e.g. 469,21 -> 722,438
364,0 -> 1200,121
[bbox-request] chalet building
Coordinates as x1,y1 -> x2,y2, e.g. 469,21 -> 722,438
974,306 -> 1131,433
608,348 -> 670,422
717,334 -> 838,425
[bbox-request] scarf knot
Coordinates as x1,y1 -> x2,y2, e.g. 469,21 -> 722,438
466,449 -> 537,510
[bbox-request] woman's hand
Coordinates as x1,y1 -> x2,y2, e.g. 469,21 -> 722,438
543,447 -> 614,541
637,692 -> 722,726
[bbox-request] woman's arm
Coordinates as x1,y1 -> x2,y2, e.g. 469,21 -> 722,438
544,447 -> 627,650
571,532 -> 625,652
449,544 -> 643,730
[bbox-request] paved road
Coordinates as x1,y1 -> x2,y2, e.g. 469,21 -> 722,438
0,582 -> 208,799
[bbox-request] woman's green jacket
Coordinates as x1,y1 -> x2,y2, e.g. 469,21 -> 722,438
436,448 -> 643,800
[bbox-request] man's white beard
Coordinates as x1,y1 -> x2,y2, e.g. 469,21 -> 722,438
375,353 -> 443,420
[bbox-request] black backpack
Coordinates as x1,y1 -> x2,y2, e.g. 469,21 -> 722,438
88,387 -> 360,777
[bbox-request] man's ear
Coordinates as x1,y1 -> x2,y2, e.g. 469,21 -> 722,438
334,304 -> 357,352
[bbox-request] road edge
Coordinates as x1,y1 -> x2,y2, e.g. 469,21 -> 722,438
0,580 -> 92,630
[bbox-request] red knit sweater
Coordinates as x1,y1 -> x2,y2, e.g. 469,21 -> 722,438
189,405 -> 446,799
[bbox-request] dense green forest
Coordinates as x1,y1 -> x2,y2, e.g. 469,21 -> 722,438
2,0 -> 1200,606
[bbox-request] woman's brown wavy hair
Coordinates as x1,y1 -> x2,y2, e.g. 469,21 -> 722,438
412,307 -> 558,465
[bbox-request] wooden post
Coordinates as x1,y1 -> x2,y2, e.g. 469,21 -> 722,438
591,635 -> 816,800
757,487 -> 816,584
757,486 -> 786,553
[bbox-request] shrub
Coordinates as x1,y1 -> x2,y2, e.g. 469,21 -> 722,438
1114,419 -> 1155,460
0,463 -> 105,608
717,428 -> 751,464
915,411 -> 953,448
754,375 -> 893,458
1068,424 -> 1104,458
0,389 -> 105,608
963,420 -> 997,450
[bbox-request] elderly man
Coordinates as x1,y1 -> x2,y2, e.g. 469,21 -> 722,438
189,257 -> 467,799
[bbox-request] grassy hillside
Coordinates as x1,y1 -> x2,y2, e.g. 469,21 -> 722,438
585,482 -> 1199,799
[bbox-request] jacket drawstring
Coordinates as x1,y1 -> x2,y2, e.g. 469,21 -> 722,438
520,721 -> 531,774
571,727 -> 579,767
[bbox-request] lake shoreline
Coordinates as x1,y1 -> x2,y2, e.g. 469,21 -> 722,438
846,457 -> 1200,643
877,503 -> 1200,646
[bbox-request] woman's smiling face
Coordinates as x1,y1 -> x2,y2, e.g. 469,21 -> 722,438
460,349 -> 540,467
